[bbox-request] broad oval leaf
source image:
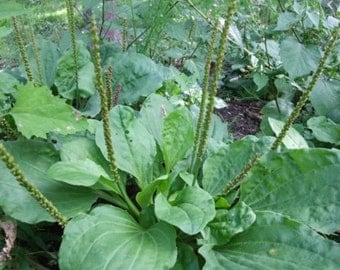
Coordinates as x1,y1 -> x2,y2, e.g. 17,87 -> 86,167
241,148 -> 340,234
0,26 -> 12,39
171,243 -> 199,270
55,41 -> 95,100
106,52 -> 168,105
0,71 -> 18,94
310,78 -> 340,123
199,211 -> 340,270
0,1 -> 30,18
201,202 -> 256,246
155,186 -> 215,235
47,159 -> 109,186
10,83 -> 88,139
136,175 -> 169,208
268,117 -> 308,149
59,205 -> 177,270
307,116 -> 340,145
280,37 -> 321,79
27,37 -> 60,87
140,93 -> 175,145
95,105 -> 156,189
203,136 -> 274,196
161,107 -> 195,173
0,140 -> 98,224
274,12 -> 299,31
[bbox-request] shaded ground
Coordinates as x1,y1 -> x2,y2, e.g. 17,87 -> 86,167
215,99 -> 263,139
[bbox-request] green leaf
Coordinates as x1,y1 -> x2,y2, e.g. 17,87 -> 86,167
305,11 -> 320,28
199,211 -> 340,270
95,105 -> 156,189
47,159 -> 109,187
260,98 -> 294,134
260,40 -> 280,60
310,78 -> 340,123
307,116 -> 340,145
161,107 -> 195,173
171,243 -> 199,270
54,135 -> 119,192
280,37 -> 321,79
155,186 -> 215,235
27,37 -> 60,87
203,136 -> 274,196
201,202 -> 256,246
0,72 -> 18,95
10,83 -> 88,139
241,148 -> 340,234
55,41 -> 95,100
0,26 -> 12,39
106,52 -> 168,104
253,73 -> 269,91
140,93 -> 175,145
59,205 -> 177,270
59,136 -> 109,164
229,24 -> 243,49
136,175 -> 169,208
0,0 -> 30,18
274,12 -> 299,31
0,140 -> 98,224
268,117 -> 308,149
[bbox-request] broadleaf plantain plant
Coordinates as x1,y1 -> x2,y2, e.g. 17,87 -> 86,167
0,0 -> 340,269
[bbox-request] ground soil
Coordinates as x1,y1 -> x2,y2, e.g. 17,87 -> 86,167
215,98 -> 264,139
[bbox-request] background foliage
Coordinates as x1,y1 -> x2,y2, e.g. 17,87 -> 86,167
0,0 -> 339,269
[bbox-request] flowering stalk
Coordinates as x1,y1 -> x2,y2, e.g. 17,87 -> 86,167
28,22 -> 43,84
90,16 -> 139,218
122,18 -> 128,51
11,17 -> 34,83
0,142 -> 67,227
191,1 -> 238,176
190,20 -> 218,174
105,66 -> 113,111
0,118 -> 17,141
64,0 -> 79,105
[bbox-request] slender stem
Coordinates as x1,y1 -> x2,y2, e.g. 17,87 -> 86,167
95,190 -> 128,210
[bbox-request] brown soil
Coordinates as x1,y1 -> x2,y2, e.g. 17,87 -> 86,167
215,99 -> 264,139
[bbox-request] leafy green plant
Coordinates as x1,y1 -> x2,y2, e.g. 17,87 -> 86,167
1,0 -> 340,269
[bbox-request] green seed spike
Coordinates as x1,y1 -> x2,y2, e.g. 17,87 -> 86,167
28,22 -> 43,84
90,16 -> 140,219
12,17 -> 34,83
191,0 -> 238,177
64,0 -> 79,106
105,66 -> 113,111
90,16 -> 120,184
0,142 -> 67,227
190,19 -> 218,174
